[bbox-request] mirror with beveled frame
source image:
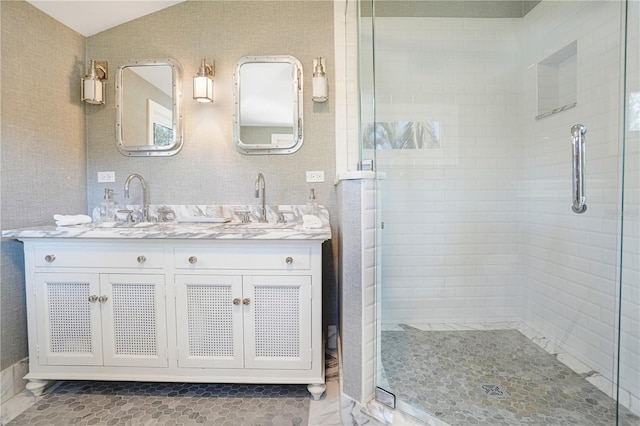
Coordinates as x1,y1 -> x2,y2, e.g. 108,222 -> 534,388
116,59 -> 183,156
233,55 -> 303,155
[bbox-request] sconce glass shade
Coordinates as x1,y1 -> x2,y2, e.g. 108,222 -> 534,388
194,59 -> 214,103
312,57 -> 328,103
82,78 -> 104,105
81,60 -> 106,105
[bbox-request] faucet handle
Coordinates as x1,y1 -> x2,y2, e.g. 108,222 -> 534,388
118,209 -> 135,223
157,208 -> 175,223
234,210 -> 251,223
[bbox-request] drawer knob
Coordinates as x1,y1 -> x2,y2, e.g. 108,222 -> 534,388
286,256 -> 293,265
44,254 -> 56,263
88,295 -> 99,303
137,255 -> 146,264
98,295 -> 108,303
233,298 -> 241,305
242,298 -> 251,305
188,256 -> 198,264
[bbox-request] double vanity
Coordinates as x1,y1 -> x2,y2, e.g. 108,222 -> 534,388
2,205 -> 331,400
6,49 -> 327,399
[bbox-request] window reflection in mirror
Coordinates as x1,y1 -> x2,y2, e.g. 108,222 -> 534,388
239,62 -> 294,145
116,59 -> 183,156
233,56 -> 303,155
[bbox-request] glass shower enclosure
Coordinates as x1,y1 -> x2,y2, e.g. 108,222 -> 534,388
359,0 -> 639,424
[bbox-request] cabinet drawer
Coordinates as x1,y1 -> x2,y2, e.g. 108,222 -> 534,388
174,246 -> 311,270
34,245 -> 165,269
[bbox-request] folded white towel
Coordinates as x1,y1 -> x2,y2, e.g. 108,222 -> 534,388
54,214 -> 92,226
302,214 -> 322,229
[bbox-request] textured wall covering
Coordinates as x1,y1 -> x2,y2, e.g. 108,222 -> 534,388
337,179 -> 363,401
0,0 -> 87,369
85,1 -> 337,328
336,176 -> 377,404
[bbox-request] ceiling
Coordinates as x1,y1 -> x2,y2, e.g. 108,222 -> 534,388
26,0 -> 186,37
28,1 -> 543,37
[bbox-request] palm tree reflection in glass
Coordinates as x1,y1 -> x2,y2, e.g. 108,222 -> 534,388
363,121 -> 440,150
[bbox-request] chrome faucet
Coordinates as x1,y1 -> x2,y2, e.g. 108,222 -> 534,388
124,173 -> 149,222
254,173 -> 266,222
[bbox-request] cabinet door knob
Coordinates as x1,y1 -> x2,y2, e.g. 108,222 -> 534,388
286,256 -> 293,265
137,255 -> 146,264
88,295 -> 99,303
242,298 -> 251,305
233,298 -> 241,305
44,254 -> 56,263
98,295 -> 108,303
188,256 -> 198,264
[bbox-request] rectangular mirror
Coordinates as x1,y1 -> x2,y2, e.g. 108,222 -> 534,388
116,59 -> 183,156
233,56 -> 303,155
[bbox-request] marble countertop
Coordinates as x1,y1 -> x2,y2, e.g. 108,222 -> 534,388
2,205 -> 331,241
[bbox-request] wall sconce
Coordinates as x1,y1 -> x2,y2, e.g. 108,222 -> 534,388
81,60 -> 107,105
193,58 -> 214,103
312,57 -> 328,103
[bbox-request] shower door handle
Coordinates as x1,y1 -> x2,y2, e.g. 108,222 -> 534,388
571,124 -> 587,214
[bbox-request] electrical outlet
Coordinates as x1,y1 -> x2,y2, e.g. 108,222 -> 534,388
97,171 -> 115,183
306,171 -> 324,183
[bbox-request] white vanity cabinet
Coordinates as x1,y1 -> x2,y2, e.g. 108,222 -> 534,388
18,237 -> 326,400
30,243 -> 168,370
173,244 -> 314,372
174,274 -> 312,371
34,272 -> 167,368
174,274 -> 245,369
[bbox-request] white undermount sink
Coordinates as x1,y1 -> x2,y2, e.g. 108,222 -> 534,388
90,221 -> 158,229
223,222 -> 293,229
175,216 -> 231,223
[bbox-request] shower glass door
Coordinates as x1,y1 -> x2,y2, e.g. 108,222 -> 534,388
364,1 -> 640,424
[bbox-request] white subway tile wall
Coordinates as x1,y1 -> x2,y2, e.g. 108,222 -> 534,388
362,179 -> 377,401
374,16 -> 523,325
617,0 -> 639,413
520,1 -> 636,406
334,0 -> 361,173
336,176 -> 380,403
368,0 -> 638,413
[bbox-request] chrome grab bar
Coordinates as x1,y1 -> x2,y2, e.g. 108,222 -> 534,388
571,124 -> 587,214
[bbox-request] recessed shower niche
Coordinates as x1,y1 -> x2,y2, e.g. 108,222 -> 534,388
536,41 -> 577,119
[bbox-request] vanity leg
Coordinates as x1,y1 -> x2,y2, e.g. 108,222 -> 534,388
307,383 -> 326,400
25,379 -> 50,397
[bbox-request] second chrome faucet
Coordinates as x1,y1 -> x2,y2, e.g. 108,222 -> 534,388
124,173 -> 149,222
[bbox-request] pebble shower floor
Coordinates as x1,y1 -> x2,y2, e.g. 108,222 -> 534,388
381,327 -> 640,425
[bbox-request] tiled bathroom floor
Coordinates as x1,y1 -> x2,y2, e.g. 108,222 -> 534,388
3,353 -> 342,426
381,327 -> 640,426
9,381 -> 310,426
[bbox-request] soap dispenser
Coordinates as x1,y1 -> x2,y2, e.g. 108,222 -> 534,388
100,188 -> 116,222
306,188 -> 319,216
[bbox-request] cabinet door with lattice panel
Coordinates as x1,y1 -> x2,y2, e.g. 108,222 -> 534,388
243,275 -> 312,370
174,274 -> 244,368
100,274 -> 168,368
34,273 -> 103,366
